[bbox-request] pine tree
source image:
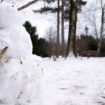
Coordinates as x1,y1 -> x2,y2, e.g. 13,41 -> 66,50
23,21 -> 38,54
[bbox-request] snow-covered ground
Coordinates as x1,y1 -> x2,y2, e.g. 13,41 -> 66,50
0,2 -> 105,105
42,57 -> 105,105
0,56 -> 105,105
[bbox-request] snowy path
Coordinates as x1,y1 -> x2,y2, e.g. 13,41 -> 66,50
41,58 -> 105,105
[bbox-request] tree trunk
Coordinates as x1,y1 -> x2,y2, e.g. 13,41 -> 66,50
97,0 -> 104,56
66,0 -> 77,57
61,0 -> 65,56
56,0 -> 60,57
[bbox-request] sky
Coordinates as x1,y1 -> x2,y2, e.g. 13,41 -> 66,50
8,0 -> 102,38
77,0 -> 105,38
18,1 -> 56,38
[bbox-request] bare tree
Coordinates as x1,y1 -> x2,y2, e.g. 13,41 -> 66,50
45,27 -> 56,57
61,0 -> 65,56
97,0 -> 105,55
56,0 -> 60,57
84,12 -> 99,39
83,0 -> 105,56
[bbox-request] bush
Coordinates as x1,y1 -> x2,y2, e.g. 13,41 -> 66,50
88,39 -> 98,50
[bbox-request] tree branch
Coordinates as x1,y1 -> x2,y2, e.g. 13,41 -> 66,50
18,0 -> 39,11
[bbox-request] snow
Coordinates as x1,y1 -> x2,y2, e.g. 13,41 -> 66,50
0,3 -> 22,29
42,57 -> 105,105
0,55 -> 42,105
0,2 -> 32,59
1,56 -> 105,105
0,2 -> 105,105
0,32 -> 105,105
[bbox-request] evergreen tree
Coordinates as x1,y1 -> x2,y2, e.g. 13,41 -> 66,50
23,21 -> 49,57
23,21 -> 38,54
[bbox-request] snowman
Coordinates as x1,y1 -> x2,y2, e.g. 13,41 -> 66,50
0,2 -> 32,61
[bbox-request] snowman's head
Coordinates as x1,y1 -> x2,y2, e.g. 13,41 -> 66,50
0,2 -> 23,29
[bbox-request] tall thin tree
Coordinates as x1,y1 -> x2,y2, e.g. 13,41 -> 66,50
66,0 -> 77,57
66,0 -> 86,57
61,0 -> 65,56
97,0 -> 105,55
56,0 -> 60,57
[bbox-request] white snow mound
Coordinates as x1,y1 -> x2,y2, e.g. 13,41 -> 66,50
0,55 -> 42,105
0,2 -> 22,29
0,3 -> 41,105
0,3 -> 32,59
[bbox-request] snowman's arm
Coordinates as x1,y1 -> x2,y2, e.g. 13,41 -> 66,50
0,46 -> 8,59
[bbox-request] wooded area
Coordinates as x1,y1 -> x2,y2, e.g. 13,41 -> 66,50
2,0 -> 105,58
